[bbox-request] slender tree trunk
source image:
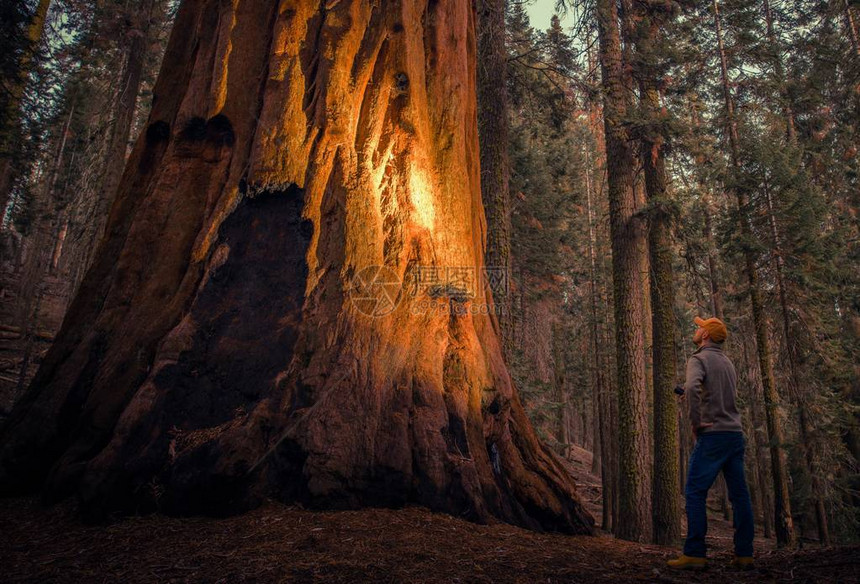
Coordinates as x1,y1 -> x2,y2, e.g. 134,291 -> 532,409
608,326 -> 621,531
691,105 -> 724,320
78,0 -> 159,274
758,1 -> 828,538
625,0 -> 654,479
583,39 -> 605,479
844,0 -> 860,57
586,142 -> 613,523
14,102 -> 73,398
703,205 -> 723,319
50,217 -> 68,272
585,147 -> 602,467
553,325 -> 571,458
741,330 -> 774,539
630,6 -> 682,542
597,0 -> 651,542
761,0 -> 797,141
476,0 -> 512,360
586,29 -> 617,534
641,87 -> 681,545
0,0 -> 52,223
763,179 -> 830,544
598,283 -> 620,531
713,0 -> 795,547
0,0 -> 594,534
742,405 -> 764,531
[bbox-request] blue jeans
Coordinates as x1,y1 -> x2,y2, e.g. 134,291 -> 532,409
683,431 -> 754,558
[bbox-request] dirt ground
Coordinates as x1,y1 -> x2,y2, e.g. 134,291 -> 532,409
2,446 -> 857,583
1,497 -> 857,584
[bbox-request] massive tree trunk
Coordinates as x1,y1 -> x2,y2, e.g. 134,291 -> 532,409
0,0 -> 594,534
597,0 -> 651,542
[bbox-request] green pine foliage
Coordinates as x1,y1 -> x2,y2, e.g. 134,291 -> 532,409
501,0 -> 857,541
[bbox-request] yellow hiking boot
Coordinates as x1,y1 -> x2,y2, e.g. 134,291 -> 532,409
667,555 -> 707,570
730,556 -> 755,570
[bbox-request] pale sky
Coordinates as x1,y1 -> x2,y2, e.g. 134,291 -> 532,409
525,0 -> 572,30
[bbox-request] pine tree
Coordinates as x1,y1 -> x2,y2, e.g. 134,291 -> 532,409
629,0 -> 683,546
711,0 -> 795,546
0,0 -> 51,225
596,0 -> 651,542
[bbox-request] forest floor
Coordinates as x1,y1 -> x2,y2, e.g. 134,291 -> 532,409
1,449 -> 857,584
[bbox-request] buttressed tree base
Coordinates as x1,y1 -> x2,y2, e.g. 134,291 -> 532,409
0,0 -> 594,533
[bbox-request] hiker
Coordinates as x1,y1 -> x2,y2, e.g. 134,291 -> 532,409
667,316 -> 755,571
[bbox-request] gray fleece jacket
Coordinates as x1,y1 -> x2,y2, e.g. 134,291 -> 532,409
684,342 -> 743,433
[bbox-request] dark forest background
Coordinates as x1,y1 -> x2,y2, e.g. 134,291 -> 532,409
0,0 -> 857,545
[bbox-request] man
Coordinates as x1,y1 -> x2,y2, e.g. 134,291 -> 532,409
667,316 -> 755,571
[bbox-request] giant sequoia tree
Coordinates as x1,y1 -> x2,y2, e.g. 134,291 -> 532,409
0,0 -> 593,533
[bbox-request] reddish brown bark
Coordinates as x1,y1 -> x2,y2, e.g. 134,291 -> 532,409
0,0 -> 593,534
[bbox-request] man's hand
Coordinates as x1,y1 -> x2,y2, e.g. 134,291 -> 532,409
692,422 -> 713,437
